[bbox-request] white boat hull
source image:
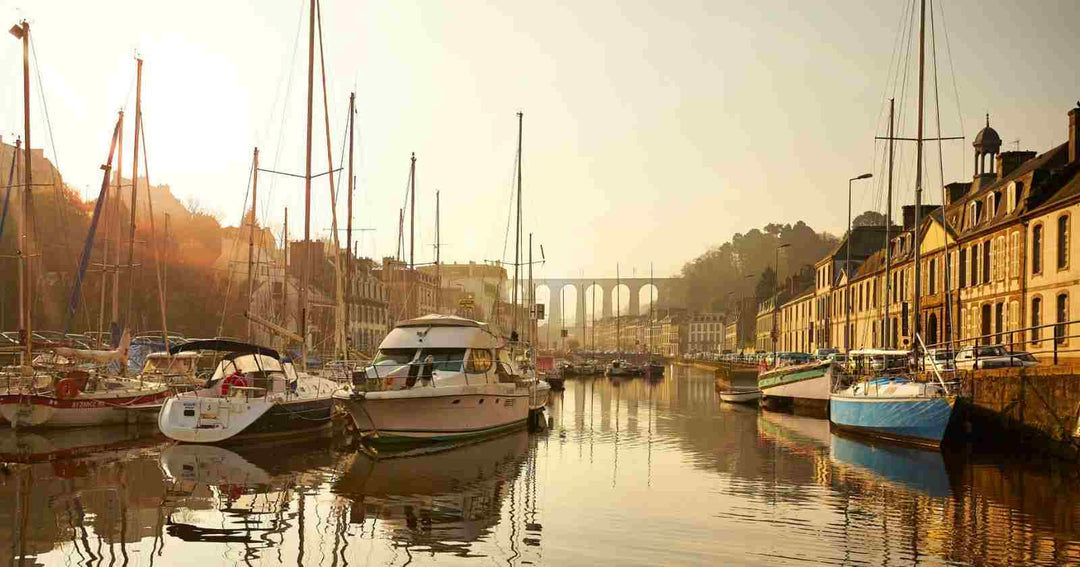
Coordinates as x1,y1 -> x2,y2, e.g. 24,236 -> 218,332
158,393 -> 334,444
335,384 -> 530,441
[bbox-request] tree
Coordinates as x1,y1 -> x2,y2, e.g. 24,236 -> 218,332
853,210 -> 887,227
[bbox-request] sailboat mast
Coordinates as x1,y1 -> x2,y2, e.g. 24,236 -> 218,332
436,190 -> 441,312
528,233 -> 533,345
649,263 -> 654,357
109,110 -> 124,341
513,111 -> 523,338
124,57 -> 143,335
247,147 -> 259,341
884,99 -> 894,348
616,264 -> 620,356
301,0 -> 316,371
912,0 -> 926,351
409,153 -> 415,271
283,206 -> 288,344
15,21 -> 33,363
346,91 -> 354,341
315,2 -> 345,359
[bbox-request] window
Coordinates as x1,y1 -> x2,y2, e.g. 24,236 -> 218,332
1057,293 -> 1069,345
1059,215 -> 1070,270
996,236 -> 1006,282
1032,296 -> 1042,345
959,248 -> 967,288
1033,224 -> 1044,275
928,258 -> 937,295
988,194 -> 996,218
969,202 -> 979,227
982,240 -> 991,283
971,244 -> 980,286
1009,232 -> 1020,279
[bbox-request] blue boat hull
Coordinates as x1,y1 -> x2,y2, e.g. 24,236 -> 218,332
829,395 -> 955,447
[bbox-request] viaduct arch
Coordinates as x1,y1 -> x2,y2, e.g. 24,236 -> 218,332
528,277 -> 679,329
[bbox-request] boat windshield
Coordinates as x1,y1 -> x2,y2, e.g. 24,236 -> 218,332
211,353 -> 284,381
418,348 -> 466,372
373,348 -> 417,366
142,355 -> 195,374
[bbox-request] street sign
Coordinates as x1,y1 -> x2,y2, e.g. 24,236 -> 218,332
531,303 -> 546,320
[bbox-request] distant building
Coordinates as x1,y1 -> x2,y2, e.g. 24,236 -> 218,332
687,312 -> 725,354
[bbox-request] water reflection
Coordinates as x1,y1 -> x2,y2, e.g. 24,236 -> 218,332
3,365 -> 1080,565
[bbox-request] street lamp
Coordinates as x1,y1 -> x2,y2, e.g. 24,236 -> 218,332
845,172 -> 873,352
772,244 -> 790,366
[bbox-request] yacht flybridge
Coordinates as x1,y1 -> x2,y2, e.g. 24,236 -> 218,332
334,314 -> 549,442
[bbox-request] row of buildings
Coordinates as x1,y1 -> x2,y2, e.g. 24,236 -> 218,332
752,106 -> 1080,358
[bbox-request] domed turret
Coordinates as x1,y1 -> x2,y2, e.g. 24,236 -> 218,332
973,114 -> 1001,178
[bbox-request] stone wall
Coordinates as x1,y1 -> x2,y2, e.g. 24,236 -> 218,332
957,366 -> 1080,460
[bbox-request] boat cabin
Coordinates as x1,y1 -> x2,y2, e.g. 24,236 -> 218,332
360,314 -> 519,391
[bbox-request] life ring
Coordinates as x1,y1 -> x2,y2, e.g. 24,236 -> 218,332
221,372 -> 248,396
55,378 -> 82,399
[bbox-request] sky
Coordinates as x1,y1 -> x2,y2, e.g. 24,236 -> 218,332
0,0 -> 1078,284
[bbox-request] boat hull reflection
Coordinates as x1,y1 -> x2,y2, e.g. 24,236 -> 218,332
334,430 -> 529,550
829,431 -> 955,497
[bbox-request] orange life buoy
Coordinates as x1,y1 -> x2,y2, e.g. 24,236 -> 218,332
221,372 -> 248,396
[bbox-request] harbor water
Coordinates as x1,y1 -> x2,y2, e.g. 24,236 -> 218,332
4,366 -> 1080,566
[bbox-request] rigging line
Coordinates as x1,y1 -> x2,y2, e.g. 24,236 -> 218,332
500,147 -> 520,267
930,0 -> 957,352
261,0 -> 307,232
138,113 -> 169,334
218,157 -> 256,335
936,0 -> 966,173
30,33 -> 94,330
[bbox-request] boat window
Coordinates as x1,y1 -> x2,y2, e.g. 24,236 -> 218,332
373,348 -> 417,366
465,349 -> 494,373
418,348 -> 466,372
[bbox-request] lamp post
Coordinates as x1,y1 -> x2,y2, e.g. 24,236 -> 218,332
845,172 -> 873,352
772,244 -> 790,366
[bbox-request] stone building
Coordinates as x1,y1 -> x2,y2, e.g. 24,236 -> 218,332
348,257 -> 389,354
687,312 -> 725,354
774,105 -> 1080,361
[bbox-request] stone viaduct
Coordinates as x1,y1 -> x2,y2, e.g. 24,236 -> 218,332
526,277 -> 679,328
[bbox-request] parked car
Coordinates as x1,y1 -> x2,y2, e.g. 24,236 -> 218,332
922,349 -> 955,372
954,345 -> 1039,370
813,348 -> 838,361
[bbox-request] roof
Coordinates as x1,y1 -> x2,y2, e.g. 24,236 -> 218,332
396,314 -> 485,329
169,339 -> 281,359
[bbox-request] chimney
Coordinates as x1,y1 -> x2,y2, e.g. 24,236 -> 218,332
944,182 -> 970,205
1070,106 -> 1079,164
902,204 -> 939,231
997,150 -> 1037,180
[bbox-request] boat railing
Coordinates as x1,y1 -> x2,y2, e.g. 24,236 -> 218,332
352,358 -> 476,392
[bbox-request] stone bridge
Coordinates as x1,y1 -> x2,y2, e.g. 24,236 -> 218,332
527,277 -> 679,328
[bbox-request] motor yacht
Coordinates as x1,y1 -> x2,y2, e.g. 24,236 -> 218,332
334,314 -> 549,442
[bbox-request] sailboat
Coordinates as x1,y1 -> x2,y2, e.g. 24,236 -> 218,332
158,0 -> 343,441
0,40 -> 176,428
828,0 -> 958,448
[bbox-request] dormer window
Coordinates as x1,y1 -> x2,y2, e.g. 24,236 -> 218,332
968,202 -> 980,228
1007,181 -> 1023,214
